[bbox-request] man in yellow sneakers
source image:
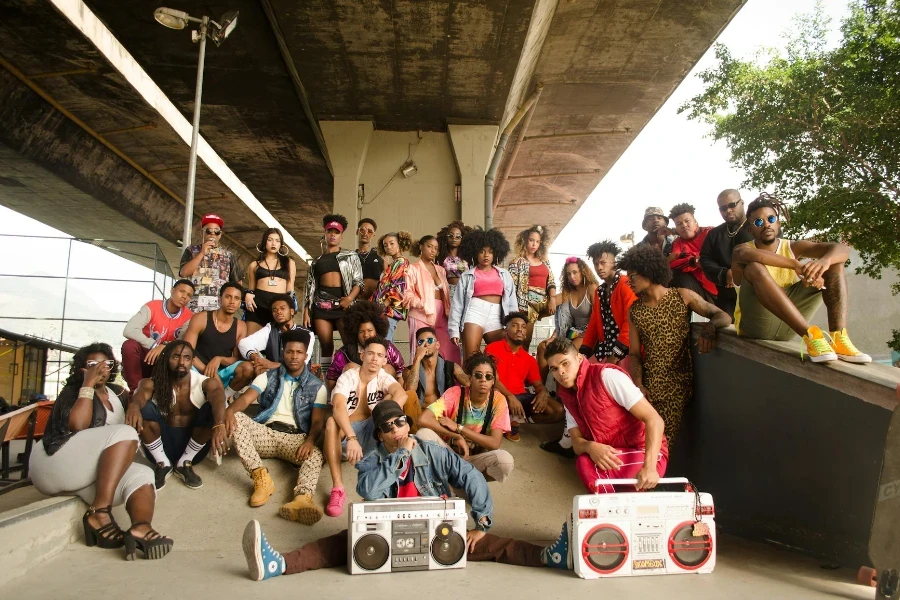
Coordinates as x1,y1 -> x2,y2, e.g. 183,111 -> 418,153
224,329 -> 327,524
731,193 -> 870,364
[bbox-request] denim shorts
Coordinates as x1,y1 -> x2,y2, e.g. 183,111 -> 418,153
462,297 -> 503,334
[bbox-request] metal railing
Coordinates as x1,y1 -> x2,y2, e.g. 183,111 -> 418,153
0,235 -> 175,396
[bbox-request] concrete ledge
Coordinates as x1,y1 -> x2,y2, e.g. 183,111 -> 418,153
682,325 -> 899,566
0,496 -> 85,586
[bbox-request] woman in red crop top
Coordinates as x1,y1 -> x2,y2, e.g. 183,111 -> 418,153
244,228 -> 297,334
507,225 -> 557,352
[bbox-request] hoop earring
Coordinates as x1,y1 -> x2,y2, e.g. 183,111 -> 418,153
255,243 -> 263,254
278,245 -> 289,257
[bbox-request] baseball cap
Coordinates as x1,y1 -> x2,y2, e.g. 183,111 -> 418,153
372,401 -> 405,430
324,220 -> 344,233
201,214 -> 224,229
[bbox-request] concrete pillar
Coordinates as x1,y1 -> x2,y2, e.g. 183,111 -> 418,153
320,120 -> 374,223
448,124 -> 499,228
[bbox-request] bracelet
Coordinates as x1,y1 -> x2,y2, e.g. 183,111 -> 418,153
347,435 -> 358,442
212,423 -> 225,430
78,387 -> 95,399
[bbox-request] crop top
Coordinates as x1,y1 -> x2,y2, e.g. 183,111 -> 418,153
314,252 -> 340,279
473,267 -> 503,297
528,262 -> 550,289
256,262 -> 289,281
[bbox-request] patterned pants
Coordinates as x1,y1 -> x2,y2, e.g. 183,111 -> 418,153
232,412 -> 324,497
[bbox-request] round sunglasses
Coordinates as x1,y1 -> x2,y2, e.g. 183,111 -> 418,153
753,215 -> 778,228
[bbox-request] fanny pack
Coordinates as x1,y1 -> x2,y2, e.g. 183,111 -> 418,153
266,421 -> 299,435
315,290 -> 342,311
565,326 -> 586,341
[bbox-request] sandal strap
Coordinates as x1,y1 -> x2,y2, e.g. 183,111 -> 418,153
129,522 -> 162,541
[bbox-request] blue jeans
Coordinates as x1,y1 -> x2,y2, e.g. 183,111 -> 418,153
386,318 -> 400,342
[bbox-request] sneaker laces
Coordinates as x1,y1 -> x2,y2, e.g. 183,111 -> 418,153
328,488 -> 344,504
832,330 -> 860,354
802,336 -> 832,360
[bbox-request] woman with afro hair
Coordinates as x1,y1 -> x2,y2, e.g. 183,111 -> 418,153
323,300 -> 405,393
618,244 -> 730,447
508,225 -> 557,352
403,235 -> 459,363
372,231 -> 413,342
302,214 -> 364,374
449,228 -> 518,360
436,220 -> 472,301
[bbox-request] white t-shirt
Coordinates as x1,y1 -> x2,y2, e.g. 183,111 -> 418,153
248,371 -> 327,426
104,387 -> 125,426
329,368 -> 398,415
564,369 -> 644,432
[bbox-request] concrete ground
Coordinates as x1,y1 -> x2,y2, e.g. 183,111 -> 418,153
2,425 -> 874,599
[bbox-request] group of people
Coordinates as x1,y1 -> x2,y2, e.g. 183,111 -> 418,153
26,189 -> 872,577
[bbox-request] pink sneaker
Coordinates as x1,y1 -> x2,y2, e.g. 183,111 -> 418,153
325,487 -> 346,517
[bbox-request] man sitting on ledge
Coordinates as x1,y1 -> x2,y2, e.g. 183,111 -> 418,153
240,401 -> 573,581
544,338 -> 666,494
731,193 -> 871,363
226,329 -> 326,525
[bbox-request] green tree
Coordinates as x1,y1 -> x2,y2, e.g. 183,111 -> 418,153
681,0 -> 900,293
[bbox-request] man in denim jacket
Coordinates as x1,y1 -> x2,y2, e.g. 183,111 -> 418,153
241,402 -> 573,580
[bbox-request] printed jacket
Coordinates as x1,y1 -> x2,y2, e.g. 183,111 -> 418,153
507,257 -> 556,312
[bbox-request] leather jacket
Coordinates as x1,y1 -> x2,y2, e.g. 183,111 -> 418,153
303,249 -> 364,312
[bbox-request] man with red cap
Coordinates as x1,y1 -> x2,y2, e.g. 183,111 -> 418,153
180,214 -> 244,312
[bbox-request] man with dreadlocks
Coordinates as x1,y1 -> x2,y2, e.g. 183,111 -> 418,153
731,193 -> 871,363
127,340 -> 229,490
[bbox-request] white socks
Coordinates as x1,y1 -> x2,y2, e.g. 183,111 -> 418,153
144,437 -> 170,467
558,428 -> 573,450
225,386 -> 237,402
178,438 -> 205,467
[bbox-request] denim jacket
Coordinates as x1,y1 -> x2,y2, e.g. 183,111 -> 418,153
356,435 -> 494,529
448,266 -> 518,339
253,364 -> 322,433
303,249 -> 364,312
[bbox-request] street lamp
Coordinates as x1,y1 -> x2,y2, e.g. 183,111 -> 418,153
154,7 -> 239,251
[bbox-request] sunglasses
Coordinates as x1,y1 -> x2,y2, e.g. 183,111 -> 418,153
718,200 -> 743,212
204,229 -> 222,236
359,228 -> 375,235
472,372 -> 494,381
753,215 -> 778,227
377,416 -> 409,434
417,337 -> 436,346
447,233 -> 462,240
86,359 -> 116,369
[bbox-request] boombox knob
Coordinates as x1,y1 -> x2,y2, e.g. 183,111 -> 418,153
435,522 -> 454,542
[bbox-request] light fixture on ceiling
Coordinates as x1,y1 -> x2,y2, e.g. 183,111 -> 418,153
153,7 -> 191,29
209,11 -> 239,46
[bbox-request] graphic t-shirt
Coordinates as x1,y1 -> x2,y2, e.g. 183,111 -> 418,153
397,459 -> 419,498
327,368 -> 398,415
180,245 -> 243,312
427,386 -> 511,437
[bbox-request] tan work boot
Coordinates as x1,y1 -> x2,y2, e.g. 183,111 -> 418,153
249,467 -> 275,507
279,493 -> 323,525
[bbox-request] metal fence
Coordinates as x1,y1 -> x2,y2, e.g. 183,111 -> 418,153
0,235 -> 175,397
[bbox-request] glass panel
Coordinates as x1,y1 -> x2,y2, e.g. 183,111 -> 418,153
0,236 -> 71,277
0,275 -> 67,320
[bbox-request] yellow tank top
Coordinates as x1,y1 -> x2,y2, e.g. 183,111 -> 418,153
734,239 -> 798,334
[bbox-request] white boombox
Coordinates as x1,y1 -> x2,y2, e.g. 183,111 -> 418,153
573,477 -> 716,579
348,497 -> 468,574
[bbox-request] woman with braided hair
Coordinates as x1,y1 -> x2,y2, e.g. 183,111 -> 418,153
508,225 -> 557,352
449,228 -> 518,361
30,343 -> 172,560
437,220 -> 472,301
373,230 -> 413,342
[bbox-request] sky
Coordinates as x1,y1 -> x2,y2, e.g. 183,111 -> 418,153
548,0 -> 851,272
0,0 -> 854,347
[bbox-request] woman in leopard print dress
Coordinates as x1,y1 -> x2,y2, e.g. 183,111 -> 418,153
618,245 -> 731,446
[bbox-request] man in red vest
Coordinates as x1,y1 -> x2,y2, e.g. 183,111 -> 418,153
544,337 -> 667,493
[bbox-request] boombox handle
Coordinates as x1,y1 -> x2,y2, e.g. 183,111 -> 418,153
594,477 -> 691,488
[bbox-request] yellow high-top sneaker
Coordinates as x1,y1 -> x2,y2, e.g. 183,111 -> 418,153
828,328 -> 872,364
801,326 -> 837,363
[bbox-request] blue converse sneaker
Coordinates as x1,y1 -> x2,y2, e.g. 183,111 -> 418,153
542,515 -> 573,569
242,520 -> 285,581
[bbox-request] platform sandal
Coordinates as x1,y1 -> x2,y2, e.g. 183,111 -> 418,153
124,523 -> 174,561
82,505 -> 125,549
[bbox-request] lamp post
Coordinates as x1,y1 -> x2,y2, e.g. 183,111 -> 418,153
153,7 -> 238,251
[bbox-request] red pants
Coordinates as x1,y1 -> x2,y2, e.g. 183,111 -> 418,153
575,449 -> 668,493
121,339 -> 151,393
283,529 -> 543,575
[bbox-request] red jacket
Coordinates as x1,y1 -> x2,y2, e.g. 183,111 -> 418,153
670,227 -> 718,297
582,273 -> 638,357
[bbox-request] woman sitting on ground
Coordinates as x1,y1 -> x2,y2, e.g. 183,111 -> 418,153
30,343 -> 172,561
325,300 -> 406,392
553,257 -> 599,351
507,225 -> 558,352
372,231 -> 413,343
244,228 -> 297,335
449,228 -> 518,361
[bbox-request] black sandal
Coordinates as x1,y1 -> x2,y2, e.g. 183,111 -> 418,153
124,522 -> 174,561
83,505 -> 125,549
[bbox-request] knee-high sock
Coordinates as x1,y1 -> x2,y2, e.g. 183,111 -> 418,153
178,438 -> 205,467
144,437 -> 170,467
